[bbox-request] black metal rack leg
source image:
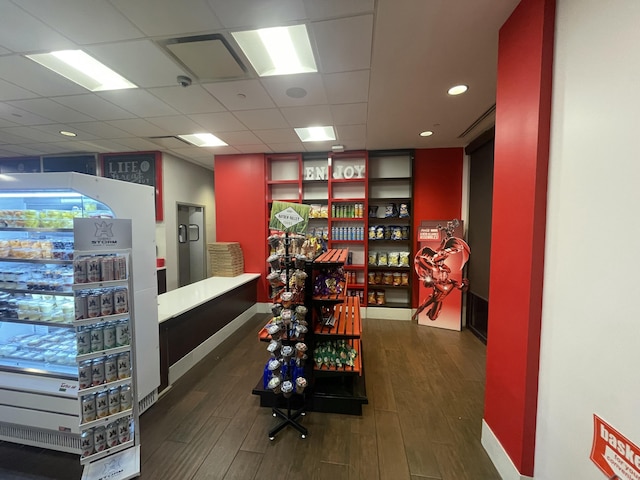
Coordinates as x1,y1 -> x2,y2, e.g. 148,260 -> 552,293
269,401 -> 307,440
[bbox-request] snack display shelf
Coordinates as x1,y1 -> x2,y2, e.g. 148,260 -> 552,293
0,228 -> 74,233
367,216 -> 411,223
78,377 -> 131,397
367,301 -> 411,309
73,313 -> 129,328
313,248 -> 349,265
0,288 -> 73,295
367,265 -> 411,270
314,339 -> 361,376
346,284 -> 365,290
314,296 -> 361,337
368,284 -> 411,289
0,257 -> 72,265
80,439 -> 133,466
368,239 -> 410,243
79,408 -> 132,431
267,179 -> 299,185
258,327 -> 304,343
344,264 -> 365,270
76,345 -> 130,363
329,217 -> 364,222
0,317 -> 73,328
312,291 -> 346,303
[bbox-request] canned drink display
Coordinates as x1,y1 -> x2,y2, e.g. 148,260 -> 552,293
108,387 -> 120,414
100,256 -> 114,282
117,417 -> 131,443
86,257 -> 100,283
114,256 -> 127,280
73,258 -> 87,284
86,292 -> 101,318
81,394 -> 96,423
104,355 -> 118,382
100,290 -> 113,316
115,319 -> 130,346
80,429 -> 94,457
91,357 -> 105,386
93,426 -> 107,453
117,352 -> 130,380
78,361 -> 92,389
90,325 -> 104,352
95,391 -> 109,419
106,422 -> 119,448
76,327 -> 90,355
119,384 -> 132,411
75,294 -> 87,320
113,288 -> 128,314
103,323 -> 116,349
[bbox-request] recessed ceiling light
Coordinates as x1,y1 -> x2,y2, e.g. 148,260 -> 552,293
26,50 -> 137,92
59,130 -> 77,137
447,84 -> 469,96
177,133 -> 228,147
294,126 -> 336,142
419,131 -> 434,137
232,24 -> 317,77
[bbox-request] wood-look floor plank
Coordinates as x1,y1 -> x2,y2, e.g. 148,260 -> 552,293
222,450 -> 262,480
318,414 -> 351,464
374,409 -> 411,479
348,432 -> 379,480
284,411 -> 327,480
318,461 -> 350,480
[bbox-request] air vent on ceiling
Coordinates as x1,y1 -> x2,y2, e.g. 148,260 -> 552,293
160,33 -> 249,82
458,104 -> 496,138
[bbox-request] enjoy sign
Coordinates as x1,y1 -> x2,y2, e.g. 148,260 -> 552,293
304,163 -> 365,181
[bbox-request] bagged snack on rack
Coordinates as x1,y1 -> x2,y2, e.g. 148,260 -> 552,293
374,272 -> 383,285
320,205 -> 329,218
368,205 -> 379,218
367,291 -> 376,304
368,272 -> 376,285
376,290 -> 386,305
392,226 -> 403,240
401,272 -> 410,286
388,252 -> 400,267
368,251 -> 378,265
376,226 -> 385,240
368,226 -> 377,239
377,251 -> 388,266
393,272 -> 402,286
383,272 -> 393,285
384,203 -> 397,218
398,203 -> 410,218
399,251 -> 410,267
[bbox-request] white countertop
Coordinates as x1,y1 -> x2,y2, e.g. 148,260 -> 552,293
157,273 -> 261,323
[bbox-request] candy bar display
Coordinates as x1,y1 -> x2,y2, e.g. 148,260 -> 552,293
313,340 -> 358,369
262,232 -> 309,439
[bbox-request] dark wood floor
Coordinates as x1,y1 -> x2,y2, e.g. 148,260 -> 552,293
0,314 -> 500,480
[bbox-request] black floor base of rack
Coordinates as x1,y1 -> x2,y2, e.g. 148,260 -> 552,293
269,405 -> 308,439
252,375 -> 368,416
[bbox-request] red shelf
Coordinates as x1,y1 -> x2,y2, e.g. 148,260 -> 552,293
314,296 -> 361,337
267,179 -> 299,185
314,249 -> 348,265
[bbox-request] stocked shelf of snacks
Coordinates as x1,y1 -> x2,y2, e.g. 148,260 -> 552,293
313,339 -> 361,376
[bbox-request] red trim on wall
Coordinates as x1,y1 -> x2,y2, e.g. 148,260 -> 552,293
484,0 -> 556,475
214,154 -> 269,302
412,148 -> 464,308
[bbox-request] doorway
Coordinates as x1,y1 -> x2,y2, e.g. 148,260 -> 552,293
177,203 -> 206,287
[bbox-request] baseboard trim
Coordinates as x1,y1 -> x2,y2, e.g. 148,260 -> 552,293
481,420 -> 533,480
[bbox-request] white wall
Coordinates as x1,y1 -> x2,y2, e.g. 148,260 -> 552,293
535,1 -> 640,478
155,154 -> 215,291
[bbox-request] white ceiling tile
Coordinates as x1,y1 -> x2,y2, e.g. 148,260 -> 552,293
47,140 -> 94,153
0,117 -> 19,128
0,78 -> 39,102
0,56 -> 87,97
106,118 -> 172,137
52,95 -> 137,121
187,112 -> 247,133
107,136 -> 160,151
148,86 -> 227,115
172,145 -> 239,157
31,123 -> 100,141
208,0 -> 307,28
330,103 -> 367,125
0,103 -> 54,126
324,70 -> 369,104
97,90 -> 179,117
0,129 -> 34,144
0,144 -> 47,156
87,40 -> 189,89
7,98 -> 94,123
336,124 -> 366,141
280,105 -> 333,127
202,80 -> 275,111
13,0 -> 143,44
255,129 -> 299,144
74,139 -> 129,153
260,74 -> 328,107
216,130 -> 263,145
303,0 -> 374,20
232,109 -> 289,130
112,0 -> 223,37
337,139 -> 365,150
312,15 -> 373,73
235,144 -> 272,154
66,122 -> 132,139
0,1 -> 76,52
265,142 -> 305,153
147,115 -> 205,134
3,126 -> 66,143
304,141 -> 335,152
146,136 -> 189,149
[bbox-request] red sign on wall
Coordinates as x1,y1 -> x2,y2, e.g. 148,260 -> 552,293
591,415 -> 640,479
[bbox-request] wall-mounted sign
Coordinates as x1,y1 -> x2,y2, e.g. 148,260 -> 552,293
269,201 -> 310,234
100,152 -> 163,221
304,163 -> 366,181
591,414 -> 640,479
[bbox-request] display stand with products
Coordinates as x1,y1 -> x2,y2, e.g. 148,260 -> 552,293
73,219 -> 140,479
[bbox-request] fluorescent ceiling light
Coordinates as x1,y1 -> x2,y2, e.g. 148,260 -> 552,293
178,133 -> 228,147
294,126 -> 336,142
59,130 -> 77,137
232,24 -> 317,77
447,84 -> 469,96
25,50 -> 137,92
419,130 -> 434,137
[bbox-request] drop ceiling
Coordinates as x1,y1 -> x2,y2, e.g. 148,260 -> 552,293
0,0 -> 520,170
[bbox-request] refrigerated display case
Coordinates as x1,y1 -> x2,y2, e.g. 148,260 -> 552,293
0,172 -> 158,458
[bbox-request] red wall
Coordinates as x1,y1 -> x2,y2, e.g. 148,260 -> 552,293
412,148 -> 464,308
214,154 -> 270,302
484,0 -> 555,475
